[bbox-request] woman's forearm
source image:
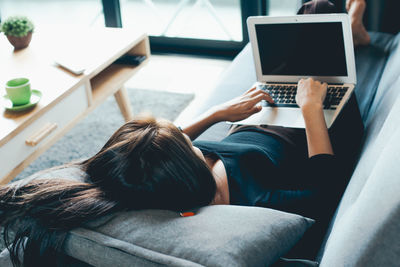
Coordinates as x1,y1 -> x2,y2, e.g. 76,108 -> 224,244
181,87 -> 272,140
302,103 -> 334,157
181,107 -> 223,140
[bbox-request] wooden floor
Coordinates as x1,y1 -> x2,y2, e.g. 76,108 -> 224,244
125,53 -> 232,123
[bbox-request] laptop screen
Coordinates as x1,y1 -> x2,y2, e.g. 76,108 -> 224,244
255,22 -> 348,77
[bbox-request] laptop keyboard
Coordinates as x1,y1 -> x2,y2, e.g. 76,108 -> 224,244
258,84 -> 349,110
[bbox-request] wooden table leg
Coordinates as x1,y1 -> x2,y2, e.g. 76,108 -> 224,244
114,86 -> 134,122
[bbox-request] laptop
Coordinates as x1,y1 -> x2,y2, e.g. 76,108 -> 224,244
233,14 -> 356,128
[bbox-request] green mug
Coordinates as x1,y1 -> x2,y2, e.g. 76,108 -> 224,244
6,78 -> 31,106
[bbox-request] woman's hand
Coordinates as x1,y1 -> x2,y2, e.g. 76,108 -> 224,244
214,87 -> 274,122
180,87 -> 273,140
296,78 -> 327,110
296,78 -> 333,157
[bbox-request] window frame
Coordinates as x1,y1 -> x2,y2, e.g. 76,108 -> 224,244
102,0 -> 317,58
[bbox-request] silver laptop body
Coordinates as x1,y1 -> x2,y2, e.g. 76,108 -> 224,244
234,14 -> 356,128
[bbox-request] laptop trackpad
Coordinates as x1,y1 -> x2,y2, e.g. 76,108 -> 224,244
231,107 -> 305,128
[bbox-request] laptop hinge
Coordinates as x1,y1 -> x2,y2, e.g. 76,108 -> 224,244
264,82 -> 345,85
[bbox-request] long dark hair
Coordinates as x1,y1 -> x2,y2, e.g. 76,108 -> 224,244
0,116 -> 216,266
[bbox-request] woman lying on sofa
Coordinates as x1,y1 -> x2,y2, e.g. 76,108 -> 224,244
0,0 -> 368,266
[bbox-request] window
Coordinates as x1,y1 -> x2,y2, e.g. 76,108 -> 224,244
0,0 -> 303,57
122,0 -> 303,57
0,0 -> 104,27
120,0 -> 243,42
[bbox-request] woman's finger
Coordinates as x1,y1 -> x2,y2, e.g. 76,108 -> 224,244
260,91 -> 274,103
250,92 -> 274,105
248,88 -> 265,97
249,105 -> 262,115
245,87 -> 257,94
264,92 -> 274,103
251,88 -> 270,97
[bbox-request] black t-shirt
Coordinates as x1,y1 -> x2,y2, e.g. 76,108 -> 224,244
193,128 -> 339,220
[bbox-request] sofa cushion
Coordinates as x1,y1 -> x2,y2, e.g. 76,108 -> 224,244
319,96 -> 400,266
314,32 -> 398,257
352,32 -> 395,121
1,166 -> 314,267
318,33 -> 400,265
66,206 -> 313,267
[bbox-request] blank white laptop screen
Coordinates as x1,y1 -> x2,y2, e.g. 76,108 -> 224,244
255,22 -> 348,77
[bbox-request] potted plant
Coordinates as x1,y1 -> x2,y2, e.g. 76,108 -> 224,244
0,16 -> 34,49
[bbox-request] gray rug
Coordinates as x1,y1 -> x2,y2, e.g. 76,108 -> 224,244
14,88 -> 194,181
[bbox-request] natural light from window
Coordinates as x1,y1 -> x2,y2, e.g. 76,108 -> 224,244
1,0 -> 302,41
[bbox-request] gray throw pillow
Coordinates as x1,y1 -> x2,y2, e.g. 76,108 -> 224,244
3,166 -> 314,267
64,205 -> 313,267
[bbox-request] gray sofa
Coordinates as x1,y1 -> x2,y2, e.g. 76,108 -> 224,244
193,31 -> 400,266
1,31 -> 400,266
